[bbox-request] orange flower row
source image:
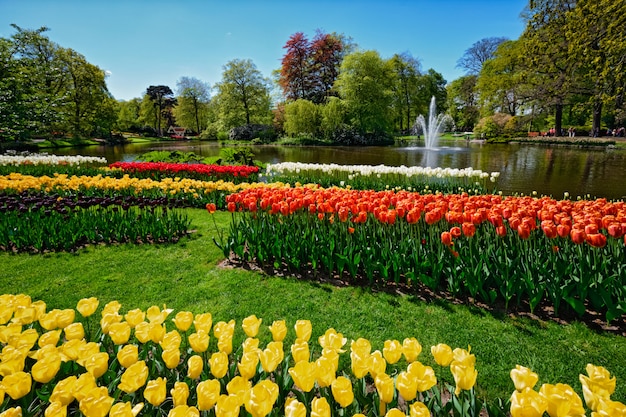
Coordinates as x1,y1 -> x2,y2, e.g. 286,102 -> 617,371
225,187 -> 626,247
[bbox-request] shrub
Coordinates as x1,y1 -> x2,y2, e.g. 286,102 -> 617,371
229,124 -> 277,142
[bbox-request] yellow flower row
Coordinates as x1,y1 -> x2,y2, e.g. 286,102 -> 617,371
0,294 -> 623,417
0,173 -> 283,197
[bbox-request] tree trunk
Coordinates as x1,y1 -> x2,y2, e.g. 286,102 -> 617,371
554,103 -> 563,137
592,100 -> 602,135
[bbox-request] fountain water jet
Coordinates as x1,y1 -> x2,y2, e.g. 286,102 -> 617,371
415,96 -> 453,149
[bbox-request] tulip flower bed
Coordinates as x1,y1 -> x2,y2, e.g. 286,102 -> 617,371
0,193 -> 190,252
0,173 -> 273,209
263,163 -> 500,194
0,293 -> 623,417
220,187 -> 626,322
0,154 -> 108,178
109,162 -> 260,183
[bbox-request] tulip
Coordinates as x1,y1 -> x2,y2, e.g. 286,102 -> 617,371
451,362 -> 478,395
238,351 -> 260,380
144,377 -> 167,406
133,321 -> 151,343
318,328 -> 347,353
72,372 -> 98,402
218,334 -> 234,355
118,361 -> 149,393
64,322 -> 85,341
260,341 -> 283,373
402,337 -> 422,363
294,319 -> 312,341
269,320 -> 287,341
0,407 -> 22,417
160,329 -> 182,351
146,304 -> 173,324
171,381 -> 190,407
100,313 -> 123,334
315,355 -> 337,388
407,361 -> 437,392
441,231 -> 453,246
510,365 -> 539,392
383,339 -> 403,364
242,314 -> 263,337
31,352 -> 62,383
172,311 -> 194,332
37,329 -> 60,347
116,344 -> 139,368
385,409 -> 405,417
332,376 -> 354,408
311,397 -> 331,417
0,323 -> 22,345
2,371 -> 32,400
162,348 -> 181,369
50,375 -> 77,406
44,401 -> 67,417
148,322 -> 166,343
215,394 -> 241,417
244,381 -> 278,417
285,398 -> 307,417
580,364 -> 616,411
289,361 -> 317,392
13,305 -> 38,326
510,389 -> 548,417
0,345 -> 26,376
452,346 -> 476,368
188,330 -> 210,353
108,322 -> 131,345
168,406 -> 200,417
187,355 -> 203,379
197,379 -> 221,410
123,309 -> 145,328
396,371 -> 418,401
375,373 -> 395,404
291,338 -> 310,363
409,402 -> 431,417
76,297 -> 99,317
79,386 -> 114,417
209,351 -> 229,378
431,343 -> 453,366
227,376 -> 252,405
367,350 -> 387,378
84,352 -> 110,378
109,402 -> 144,417
539,383 -> 585,417
242,337 -> 260,354
213,319 -> 235,339
593,399 -> 626,416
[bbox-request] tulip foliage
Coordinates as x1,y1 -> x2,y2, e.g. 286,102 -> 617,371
220,187 -> 626,322
109,162 -> 260,183
1,294 -> 623,417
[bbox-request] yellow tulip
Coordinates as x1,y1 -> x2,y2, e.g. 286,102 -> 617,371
100,313 -> 123,335
160,330 -> 182,351
84,352 -> 110,379
269,320 -> 287,342
61,339 -> 84,361
242,337 -> 260,354
133,321 -> 151,343
209,351 -> 229,379
593,398 -> 626,416
31,352 -> 62,383
285,398 -> 307,417
580,363 -> 616,411
197,379 -> 221,410
123,309 -> 145,328
431,343 -> 453,367
38,329 -> 62,347
76,297 -> 99,317
172,311 -> 194,332
108,322 -> 131,345
375,373 -> 395,404
384,409 -> 405,417
10,329 -> 38,352
102,300 -> 122,316
402,337 -> 422,363
50,375 -> 77,406
226,376 -> 252,405
2,371 -> 32,400
407,361 -> 437,392
12,305 -> 37,326
510,389 -> 548,417
452,346 -> 475,368
510,365 -> 539,392
44,401 -> 67,417
55,309 -> 75,328
238,351 -> 260,380
288,361 -> 317,392
171,381 -> 190,407
168,405 -> 200,417
214,320 -> 236,339
188,330 -> 210,353
351,337 -> 372,355
79,386 -> 114,417
38,309 -> 60,330
259,341 -> 283,373
187,355 -> 204,379
144,377 -> 167,406
77,342 -> 101,365
193,312 -> 213,333
118,361 -> 149,394
117,344 -> 139,368
0,407 -> 22,417
291,338 -> 310,363
367,350 -> 387,379
294,320 -> 312,341
450,362 -> 478,395
73,372 -> 97,402
0,345 -> 26,376
148,322 -> 166,343
409,402 -> 431,417
218,334 -> 234,354
331,376 -> 354,408
383,339 -> 403,364
109,402 -> 144,417
0,323 -> 22,344
215,394 -> 241,417
162,348 -> 181,369
318,328 -> 346,353
244,381 -> 278,417
146,304 -> 173,325
396,371 -> 418,401
539,383 -> 585,417
242,314 -> 263,337
64,322 -> 84,341
315,355 -> 336,388
311,397 -> 331,417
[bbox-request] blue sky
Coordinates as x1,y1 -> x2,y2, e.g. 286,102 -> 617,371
1,0 -> 528,101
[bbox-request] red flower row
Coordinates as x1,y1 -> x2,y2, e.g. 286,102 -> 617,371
109,162 -> 259,178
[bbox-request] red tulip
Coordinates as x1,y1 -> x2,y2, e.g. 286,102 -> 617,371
441,231 -> 453,246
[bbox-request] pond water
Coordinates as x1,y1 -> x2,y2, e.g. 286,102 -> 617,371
50,140 -> 626,200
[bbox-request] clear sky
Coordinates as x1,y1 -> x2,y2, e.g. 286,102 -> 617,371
1,0 -> 528,101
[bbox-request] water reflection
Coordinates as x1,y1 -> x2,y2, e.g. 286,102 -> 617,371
50,141 -> 626,200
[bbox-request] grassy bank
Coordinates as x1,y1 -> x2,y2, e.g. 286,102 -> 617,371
1,208 -> 625,404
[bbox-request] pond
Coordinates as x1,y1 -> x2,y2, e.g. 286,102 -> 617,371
50,140 -> 626,200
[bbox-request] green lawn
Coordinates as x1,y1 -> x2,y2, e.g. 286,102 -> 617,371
1,209 -> 624,405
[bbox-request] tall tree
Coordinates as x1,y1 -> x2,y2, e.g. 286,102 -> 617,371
446,75 -> 480,131
174,76 -> 211,134
389,52 -> 422,132
308,31 -> 344,103
457,37 -> 508,75
416,69 -> 448,118
146,85 -> 175,136
279,32 -> 310,102
214,59 -> 272,129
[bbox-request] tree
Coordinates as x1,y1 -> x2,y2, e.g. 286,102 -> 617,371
283,99 -> 320,137
279,32 -> 310,102
146,85 -> 175,136
457,37 -> 508,75
389,52 -> 422,132
308,31 -> 344,103
213,59 -> 272,130
116,98 -> 142,132
416,69 -> 448,118
335,50 -> 396,135
446,75 -> 480,131
174,76 -> 211,134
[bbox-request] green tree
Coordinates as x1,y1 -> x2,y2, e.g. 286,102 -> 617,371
456,37 -> 508,75
213,59 -> 272,130
335,50 -> 396,135
389,52 -> 422,132
320,96 -> 346,139
174,76 -> 211,134
116,98 -> 142,132
283,99 -> 319,137
146,85 -> 175,136
446,75 -> 480,131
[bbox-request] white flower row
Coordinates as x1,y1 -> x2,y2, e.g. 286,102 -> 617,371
0,154 -> 107,166
265,162 -> 500,181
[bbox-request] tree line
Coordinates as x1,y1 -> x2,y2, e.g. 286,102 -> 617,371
1,0 -> 624,145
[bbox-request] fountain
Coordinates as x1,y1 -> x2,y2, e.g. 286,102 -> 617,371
415,96 -> 453,149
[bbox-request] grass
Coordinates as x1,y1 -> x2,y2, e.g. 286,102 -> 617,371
1,208 -> 625,405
